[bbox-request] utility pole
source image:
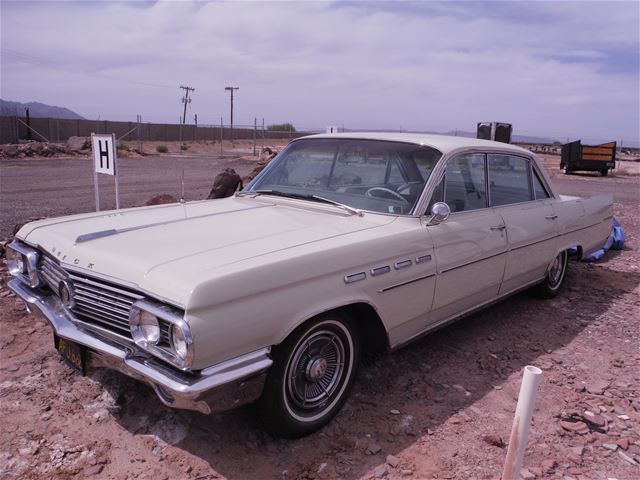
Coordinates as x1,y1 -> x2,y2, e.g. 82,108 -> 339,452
225,86 -> 239,140
179,85 -> 195,125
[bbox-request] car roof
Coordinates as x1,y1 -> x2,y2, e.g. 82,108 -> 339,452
299,132 -> 533,156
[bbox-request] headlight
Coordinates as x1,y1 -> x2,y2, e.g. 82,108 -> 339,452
171,324 -> 188,360
6,248 -> 26,276
129,300 -> 193,370
6,241 -> 41,287
139,311 -> 161,344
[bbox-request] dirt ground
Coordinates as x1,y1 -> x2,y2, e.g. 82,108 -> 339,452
0,150 -> 639,480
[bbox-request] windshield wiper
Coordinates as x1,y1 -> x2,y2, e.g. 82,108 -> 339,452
241,189 -> 362,216
310,195 -> 363,217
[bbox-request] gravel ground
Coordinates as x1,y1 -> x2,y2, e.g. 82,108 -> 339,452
0,149 -> 639,479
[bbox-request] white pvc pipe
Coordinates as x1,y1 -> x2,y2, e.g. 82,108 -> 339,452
501,365 -> 543,480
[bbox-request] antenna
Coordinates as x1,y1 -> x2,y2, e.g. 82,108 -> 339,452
180,169 -> 185,203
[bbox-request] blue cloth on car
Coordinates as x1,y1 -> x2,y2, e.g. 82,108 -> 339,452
583,217 -> 625,262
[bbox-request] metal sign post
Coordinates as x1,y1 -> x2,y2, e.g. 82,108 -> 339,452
91,133 -> 119,212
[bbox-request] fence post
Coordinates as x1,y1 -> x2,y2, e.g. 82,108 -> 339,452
253,117 -> 257,156
220,117 -> 223,156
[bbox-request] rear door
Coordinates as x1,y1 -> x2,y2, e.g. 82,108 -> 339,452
487,154 -> 559,294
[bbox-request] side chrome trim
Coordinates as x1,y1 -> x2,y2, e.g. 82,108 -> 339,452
370,266 -> 391,277
440,251 -> 506,274
344,272 -> 366,284
394,259 -> 412,270
416,254 -> 432,264
378,273 -> 435,293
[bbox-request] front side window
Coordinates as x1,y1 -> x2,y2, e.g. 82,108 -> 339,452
488,154 -> 532,206
249,138 -> 442,215
444,154 -> 487,212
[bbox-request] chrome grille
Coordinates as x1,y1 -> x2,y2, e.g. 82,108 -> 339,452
68,273 -> 142,338
38,256 -> 146,340
40,256 -> 67,293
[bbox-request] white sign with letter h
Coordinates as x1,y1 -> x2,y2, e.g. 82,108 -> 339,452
90,133 -> 120,211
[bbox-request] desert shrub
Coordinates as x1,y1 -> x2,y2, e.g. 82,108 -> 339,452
267,123 -> 296,132
156,144 -> 168,153
116,142 -> 127,150
180,143 -> 189,151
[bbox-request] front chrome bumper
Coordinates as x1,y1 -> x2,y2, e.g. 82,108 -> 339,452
8,278 -> 273,415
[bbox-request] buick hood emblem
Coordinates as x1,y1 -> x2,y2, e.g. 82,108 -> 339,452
58,280 -> 76,309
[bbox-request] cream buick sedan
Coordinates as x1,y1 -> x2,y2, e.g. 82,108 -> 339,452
7,133 -> 612,437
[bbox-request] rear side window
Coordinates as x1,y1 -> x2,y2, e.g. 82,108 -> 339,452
533,169 -> 550,199
444,154 -> 487,212
488,155 -> 532,206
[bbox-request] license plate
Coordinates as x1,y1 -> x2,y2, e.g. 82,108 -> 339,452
54,335 -> 85,375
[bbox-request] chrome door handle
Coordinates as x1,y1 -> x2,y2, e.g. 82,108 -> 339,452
545,215 -> 558,220
490,225 -> 506,231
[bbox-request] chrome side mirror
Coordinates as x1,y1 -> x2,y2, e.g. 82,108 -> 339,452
427,202 -> 450,225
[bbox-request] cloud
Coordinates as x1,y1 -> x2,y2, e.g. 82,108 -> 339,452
0,0 -> 638,143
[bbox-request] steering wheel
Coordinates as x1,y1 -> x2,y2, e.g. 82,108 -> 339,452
365,187 -> 411,205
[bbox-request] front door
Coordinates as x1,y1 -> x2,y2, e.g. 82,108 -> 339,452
427,153 -> 508,324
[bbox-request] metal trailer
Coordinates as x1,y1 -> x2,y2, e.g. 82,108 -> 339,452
560,140 -> 616,176
477,122 -> 512,143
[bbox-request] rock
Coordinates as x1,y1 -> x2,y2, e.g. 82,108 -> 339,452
2,145 -> 19,157
617,414 -> 630,420
317,463 -> 327,474
483,434 -> 505,448
400,470 -> 413,477
570,446 -> 584,456
386,454 -> 400,468
93,409 -> 109,422
367,441 -> 382,455
616,437 -> 630,450
67,136 -> 89,152
374,464 -> 389,478
529,467 -> 542,477
390,409 -> 401,415
560,420 -> 589,435
540,459 -> 557,473
566,466 -> 582,475
141,194 -> 178,206
84,464 -> 104,476
581,411 -> 606,427
602,443 -> 618,451
585,380 -> 609,395
617,450 -> 637,465
208,168 -> 242,199
520,468 -> 536,479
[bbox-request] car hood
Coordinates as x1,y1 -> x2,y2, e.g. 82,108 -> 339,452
19,196 -> 393,305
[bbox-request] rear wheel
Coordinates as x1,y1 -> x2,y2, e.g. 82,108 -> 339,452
534,250 -> 568,298
259,313 -> 360,438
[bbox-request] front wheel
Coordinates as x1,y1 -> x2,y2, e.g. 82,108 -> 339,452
534,250 -> 568,298
259,313 -> 360,438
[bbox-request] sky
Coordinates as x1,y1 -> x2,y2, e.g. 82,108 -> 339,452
1,0 -> 639,145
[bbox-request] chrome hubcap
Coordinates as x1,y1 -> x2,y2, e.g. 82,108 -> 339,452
306,357 -> 328,381
286,328 -> 346,410
548,253 -> 565,286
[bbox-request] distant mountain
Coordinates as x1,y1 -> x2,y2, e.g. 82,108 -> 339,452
0,99 -> 85,119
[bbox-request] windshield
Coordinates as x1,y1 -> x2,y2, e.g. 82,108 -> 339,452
247,138 -> 442,215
